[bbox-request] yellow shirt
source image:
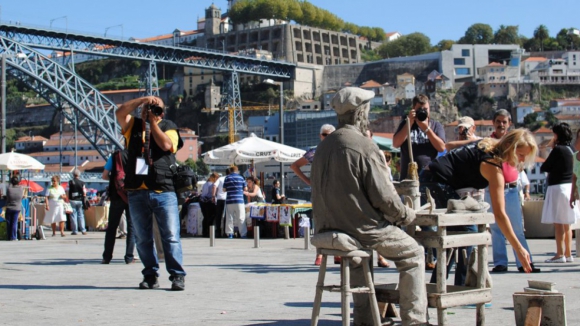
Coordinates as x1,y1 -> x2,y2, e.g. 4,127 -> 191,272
122,116 -> 179,190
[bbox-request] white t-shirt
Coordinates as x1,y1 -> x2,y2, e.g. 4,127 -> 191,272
214,176 -> 227,200
45,186 -> 66,202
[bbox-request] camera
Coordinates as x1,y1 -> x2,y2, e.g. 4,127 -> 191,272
415,107 -> 428,122
146,104 -> 164,117
459,126 -> 470,137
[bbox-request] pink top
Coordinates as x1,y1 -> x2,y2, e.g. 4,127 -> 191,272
502,162 -> 518,183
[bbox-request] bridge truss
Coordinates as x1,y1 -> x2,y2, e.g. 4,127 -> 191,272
0,36 -> 122,158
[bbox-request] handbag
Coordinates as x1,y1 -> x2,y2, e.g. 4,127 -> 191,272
63,202 -> 73,214
82,197 -> 91,210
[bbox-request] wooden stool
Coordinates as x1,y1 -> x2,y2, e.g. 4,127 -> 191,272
311,248 -> 381,326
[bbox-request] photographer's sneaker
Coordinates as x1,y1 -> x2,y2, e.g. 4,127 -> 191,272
138,275 -> 159,289
170,275 -> 185,291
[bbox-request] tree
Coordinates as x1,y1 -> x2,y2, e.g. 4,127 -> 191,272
299,1 -> 317,25
372,27 -> 386,42
458,23 -> 493,44
433,39 -> 455,51
533,24 -> 549,51
377,32 -> 431,58
195,159 -> 210,176
361,49 -> 382,62
493,25 -> 520,45
285,0 -> 302,22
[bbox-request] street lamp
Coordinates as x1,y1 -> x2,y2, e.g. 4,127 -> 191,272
263,78 -> 284,194
50,16 -> 68,32
105,24 -> 124,39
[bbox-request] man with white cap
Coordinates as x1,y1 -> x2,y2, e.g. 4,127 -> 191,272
311,87 -> 427,325
445,116 -> 480,151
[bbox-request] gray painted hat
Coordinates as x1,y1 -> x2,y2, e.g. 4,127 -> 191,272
331,87 -> 375,115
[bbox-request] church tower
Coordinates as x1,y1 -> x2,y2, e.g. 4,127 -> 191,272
205,3 -> 221,36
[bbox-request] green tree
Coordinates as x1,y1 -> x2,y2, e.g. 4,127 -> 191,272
285,0 -> 302,22
458,23 -> 493,44
299,1 -> 317,25
372,27 -> 386,42
493,25 -> 520,45
433,39 -> 455,51
361,49 -> 382,62
343,22 -> 358,35
195,159 -> 210,176
533,24 -> 549,51
377,32 -> 431,58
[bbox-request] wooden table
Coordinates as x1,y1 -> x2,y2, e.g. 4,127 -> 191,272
376,208 -> 494,326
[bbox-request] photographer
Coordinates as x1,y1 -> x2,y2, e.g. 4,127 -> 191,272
393,94 -> 446,270
445,116 -> 481,151
116,96 -> 186,291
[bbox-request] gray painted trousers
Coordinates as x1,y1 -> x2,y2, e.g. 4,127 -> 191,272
352,225 -> 427,326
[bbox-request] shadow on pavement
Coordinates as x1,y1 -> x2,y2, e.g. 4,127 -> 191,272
5,259 -> 104,266
0,284 -> 135,290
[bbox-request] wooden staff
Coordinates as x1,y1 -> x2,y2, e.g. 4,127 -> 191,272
407,117 -> 419,181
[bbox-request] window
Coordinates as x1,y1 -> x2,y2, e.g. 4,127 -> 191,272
462,49 -> 470,57
189,146 -> 193,151
455,68 -> 471,75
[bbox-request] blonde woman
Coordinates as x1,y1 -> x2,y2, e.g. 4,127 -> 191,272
428,129 -> 539,273
45,175 -> 67,237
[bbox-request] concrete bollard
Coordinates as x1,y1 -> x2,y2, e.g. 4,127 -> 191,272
254,226 -> 260,248
304,226 -> 310,250
284,225 -> 290,239
209,225 -> 215,247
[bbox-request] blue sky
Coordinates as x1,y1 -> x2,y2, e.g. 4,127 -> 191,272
1,0 -> 578,44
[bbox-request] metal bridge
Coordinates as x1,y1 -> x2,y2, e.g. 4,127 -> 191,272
0,23 -> 296,158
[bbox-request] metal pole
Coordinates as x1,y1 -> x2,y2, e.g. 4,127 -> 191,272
279,82 -> 284,195
209,225 -> 215,247
1,53 -> 6,153
59,113 -> 63,173
254,225 -> 260,248
74,110 -> 78,168
304,225 -> 310,250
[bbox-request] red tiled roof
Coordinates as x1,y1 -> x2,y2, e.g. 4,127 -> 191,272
486,62 -> 505,67
136,30 -> 200,43
524,57 -> 547,62
361,80 -> 382,88
385,32 -> 399,37
28,150 -> 102,157
556,114 -> 580,120
560,101 -> 580,106
446,120 -> 494,127
534,126 -> 552,134
15,136 -> 49,142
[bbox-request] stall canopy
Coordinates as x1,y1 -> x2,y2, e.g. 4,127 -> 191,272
19,179 -> 44,193
0,151 -> 45,170
372,135 -> 400,153
202,133 -> 306,165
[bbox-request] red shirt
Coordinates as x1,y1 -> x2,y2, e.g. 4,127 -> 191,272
490,132 -> 518,183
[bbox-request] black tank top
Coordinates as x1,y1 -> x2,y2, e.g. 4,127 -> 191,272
428,140 -> 500,190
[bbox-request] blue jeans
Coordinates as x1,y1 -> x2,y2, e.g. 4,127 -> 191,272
70,200 -> 86,233
128,190 -> 186,277
486,187 -> 533,268
103,199 -> 135,263
6,209 -> 19,240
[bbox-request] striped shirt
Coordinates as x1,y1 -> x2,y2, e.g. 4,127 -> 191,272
223,173 -> 246,204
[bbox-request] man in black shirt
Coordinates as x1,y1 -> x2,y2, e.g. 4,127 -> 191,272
68,169 -> 87,235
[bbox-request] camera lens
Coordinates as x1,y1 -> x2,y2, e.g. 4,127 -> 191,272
416,108 -> 428,122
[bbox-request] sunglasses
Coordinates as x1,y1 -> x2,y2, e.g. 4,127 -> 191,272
321,133 -> 329,137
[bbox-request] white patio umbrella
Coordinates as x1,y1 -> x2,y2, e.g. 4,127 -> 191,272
202,133 -> 306,165
0,151 -> 45,170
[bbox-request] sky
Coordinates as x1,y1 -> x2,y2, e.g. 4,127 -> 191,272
1,0 -> 579,44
